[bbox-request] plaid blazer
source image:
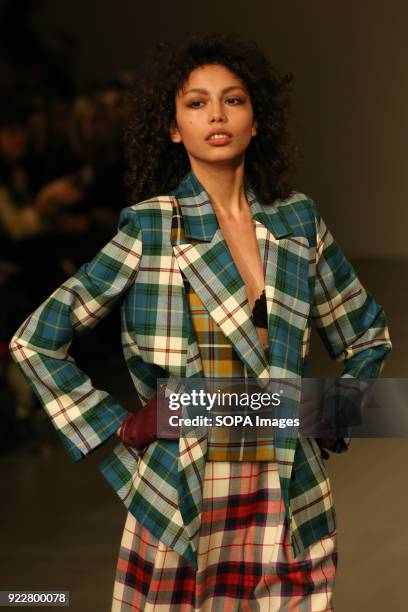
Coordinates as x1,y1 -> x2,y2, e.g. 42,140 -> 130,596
9,170 -> 392,570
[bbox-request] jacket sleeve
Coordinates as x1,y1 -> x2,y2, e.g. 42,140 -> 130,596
310,199 -> 392,450
8,206 -> 142,462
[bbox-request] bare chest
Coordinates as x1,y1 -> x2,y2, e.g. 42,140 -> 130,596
216,214 -> 269,352
217,215 -> 265,306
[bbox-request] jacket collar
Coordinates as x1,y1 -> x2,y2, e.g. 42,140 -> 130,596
169,169 -> 293,242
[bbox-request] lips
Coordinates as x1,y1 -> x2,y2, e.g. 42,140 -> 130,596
205,129 -> 233,140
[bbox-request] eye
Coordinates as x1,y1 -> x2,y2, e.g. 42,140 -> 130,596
188,100 -> 205,108
226,96 -> 243,105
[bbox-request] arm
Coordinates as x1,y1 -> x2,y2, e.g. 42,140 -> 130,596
8,206 -> 142,461
310,200 -> 392,452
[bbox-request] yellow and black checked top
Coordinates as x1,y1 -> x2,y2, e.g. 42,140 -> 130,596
186,284 -> 277,461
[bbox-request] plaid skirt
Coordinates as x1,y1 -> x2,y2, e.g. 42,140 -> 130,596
111,461 -> 338,611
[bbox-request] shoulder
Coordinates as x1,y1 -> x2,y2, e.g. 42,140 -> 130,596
271,191 -> 321,243
118,196 -> 174,232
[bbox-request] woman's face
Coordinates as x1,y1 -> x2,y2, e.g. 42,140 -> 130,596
170,64 -> 257,168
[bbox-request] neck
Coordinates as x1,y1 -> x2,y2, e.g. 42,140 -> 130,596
189,158 -> 249,217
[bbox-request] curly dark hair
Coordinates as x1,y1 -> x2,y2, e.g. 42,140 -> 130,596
124,32 -> 299,205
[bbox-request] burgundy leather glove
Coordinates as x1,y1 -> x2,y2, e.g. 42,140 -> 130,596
119,401 -> 157,450
118,392 -> 180,449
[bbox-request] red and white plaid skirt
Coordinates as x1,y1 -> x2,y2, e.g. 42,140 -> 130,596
111,461 -> 337,611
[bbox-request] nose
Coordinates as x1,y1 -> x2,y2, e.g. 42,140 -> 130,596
209,101 -> 226,123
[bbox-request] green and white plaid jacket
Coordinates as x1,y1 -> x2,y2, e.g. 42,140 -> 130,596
9,170 -> 392,570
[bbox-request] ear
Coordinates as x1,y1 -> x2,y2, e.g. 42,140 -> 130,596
169,121 -> 182,143
251,119 -> 258,138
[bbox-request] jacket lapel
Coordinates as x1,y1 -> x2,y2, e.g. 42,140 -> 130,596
171,171 -> 294,380
173,232 -> 270,378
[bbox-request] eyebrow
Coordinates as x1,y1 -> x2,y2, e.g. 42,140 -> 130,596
182,85 -> 247,95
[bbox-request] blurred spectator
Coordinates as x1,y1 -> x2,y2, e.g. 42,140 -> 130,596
68,89 -> 128,216
0,0 -> 137,454
0,106 -> 43,240
25,94 -> 81,192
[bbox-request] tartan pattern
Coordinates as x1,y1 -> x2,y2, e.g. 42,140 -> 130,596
186,287 -> 245,379
112,461 -> 337,611
9,170 -> 392,571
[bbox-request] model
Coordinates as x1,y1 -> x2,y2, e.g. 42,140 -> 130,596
9,32 -> 392,611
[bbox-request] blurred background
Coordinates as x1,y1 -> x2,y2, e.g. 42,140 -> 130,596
0,1 -> 406,611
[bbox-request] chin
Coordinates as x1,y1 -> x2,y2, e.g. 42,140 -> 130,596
194,149 -> 247,165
